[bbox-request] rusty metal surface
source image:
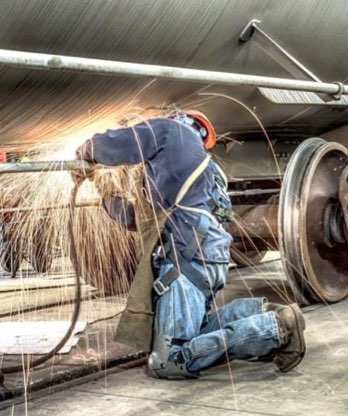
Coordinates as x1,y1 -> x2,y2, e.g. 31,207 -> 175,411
300,141 -> 348,302
278,138 -> 325,305
229,203 -> 278,267
230,204 -> 278,239
279,138 -> 348,304
0,0 -> 348,148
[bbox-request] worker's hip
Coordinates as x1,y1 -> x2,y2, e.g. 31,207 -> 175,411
151,259 -> 228,346
152,256 -> 228,302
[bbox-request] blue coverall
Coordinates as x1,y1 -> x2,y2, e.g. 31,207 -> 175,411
77,117 -> 281,375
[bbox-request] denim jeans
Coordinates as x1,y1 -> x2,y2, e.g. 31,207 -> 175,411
152,259 -> 281,373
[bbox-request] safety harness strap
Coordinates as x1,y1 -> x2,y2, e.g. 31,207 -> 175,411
182,214 -> 211,261
153,214 -> 211,297
174,252 -> 211,297
153,251 -> 211,298
152,154 -> 218,299
175,155 -> 211,206
153,265 -> 180,297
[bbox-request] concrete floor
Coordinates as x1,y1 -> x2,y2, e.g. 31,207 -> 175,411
4,256 -> 348,416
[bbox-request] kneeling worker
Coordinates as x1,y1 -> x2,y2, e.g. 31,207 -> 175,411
72,110 -> 306,379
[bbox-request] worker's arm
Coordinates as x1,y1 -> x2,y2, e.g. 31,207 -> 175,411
73,119 -> 166,225
71,119 -> 164,184
76,119 -> 165,166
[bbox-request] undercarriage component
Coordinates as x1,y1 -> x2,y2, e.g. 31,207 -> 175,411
29,219 -> 55,274
0,240 -> 21,277
231,204 -> 278,240
0,222 -> 22,277
230,137 -> 348,304
279,138 -> 348,304
239,20 -> 343,105
0,220 -> 55,276
338,164 -> 348,233
229,204 -> 277,267
239,20 -> 323,85
230,244 -> 267,268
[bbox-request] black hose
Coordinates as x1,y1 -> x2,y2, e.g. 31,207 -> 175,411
1,183 -> 82,374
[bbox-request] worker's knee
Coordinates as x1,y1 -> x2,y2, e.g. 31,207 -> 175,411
148,333 -> 198,380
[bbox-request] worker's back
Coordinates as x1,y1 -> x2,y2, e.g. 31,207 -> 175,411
79,117 -> 232,263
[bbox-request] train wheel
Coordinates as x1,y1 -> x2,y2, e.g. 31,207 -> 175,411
279,138 -> 348,304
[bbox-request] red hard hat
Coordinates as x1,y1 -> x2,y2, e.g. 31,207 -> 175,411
172,110 -> 216,149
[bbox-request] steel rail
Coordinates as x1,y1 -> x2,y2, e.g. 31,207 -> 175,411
0,49 -> 347,96
0,200 -> 101,214
0,160 -> 95,173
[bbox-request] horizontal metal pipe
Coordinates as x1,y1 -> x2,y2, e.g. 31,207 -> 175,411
0,200 -> 101,214
0,49 -> 347,96
0,160 -> 95,174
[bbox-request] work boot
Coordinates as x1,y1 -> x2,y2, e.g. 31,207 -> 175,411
148,333 -> 199,380
264,303 -> 306,372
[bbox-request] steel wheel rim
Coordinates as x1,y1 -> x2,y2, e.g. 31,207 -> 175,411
300,142 -> 348,302
279,137 -> 348,303
279,138 -> 326,304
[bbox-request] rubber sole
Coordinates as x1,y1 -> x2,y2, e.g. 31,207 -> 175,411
277,303 -> 306,372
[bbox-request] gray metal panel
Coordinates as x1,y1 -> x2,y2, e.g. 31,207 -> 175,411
0,0 -> 347,147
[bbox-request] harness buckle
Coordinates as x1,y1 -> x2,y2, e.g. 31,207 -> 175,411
153,278 -> 170,296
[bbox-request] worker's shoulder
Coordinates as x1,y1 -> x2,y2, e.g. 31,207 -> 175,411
134,117 -> 171,129
134,117 -> 201,151
135,117 -> 193,134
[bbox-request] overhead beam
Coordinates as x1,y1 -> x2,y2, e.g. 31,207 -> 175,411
0,49 -> 346,97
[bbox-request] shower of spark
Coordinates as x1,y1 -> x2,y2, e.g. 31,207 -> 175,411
1,89 -> 330,413
0,111 -> 161,303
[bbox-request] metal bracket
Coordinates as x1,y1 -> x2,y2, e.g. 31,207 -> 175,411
239,19 -> 261,43
239,20 -> 337,103
240,20 -> 321,82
